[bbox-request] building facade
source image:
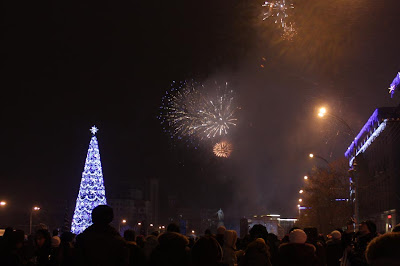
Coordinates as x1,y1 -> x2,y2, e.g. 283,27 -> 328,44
345,107 -> 400,232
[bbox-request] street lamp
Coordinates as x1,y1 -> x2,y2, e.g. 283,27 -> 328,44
0,201 -> 6,206
309,153 -> 329,165
304,175 -> 308,180
30,206 -> 40,235
317,106 -> 359,223
298,199 -> 303,202
299,190 -> 303,194
119,219 -> 127,233
317,106 -> 355,137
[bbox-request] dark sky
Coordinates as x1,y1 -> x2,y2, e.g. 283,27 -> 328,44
2,0 -> 400,225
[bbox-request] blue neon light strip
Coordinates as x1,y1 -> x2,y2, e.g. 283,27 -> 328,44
348,119 -> 387,166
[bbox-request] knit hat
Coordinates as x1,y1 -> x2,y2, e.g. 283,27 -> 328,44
51,236 -> 61,247
289,229 -> 307,244
330,230 -> 341,240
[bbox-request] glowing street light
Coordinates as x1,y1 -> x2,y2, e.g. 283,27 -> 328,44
0,201 -> 6,206
304,176 -> 308,180
299,190 -> 303,194
138,222 -> 142,226
298,199 -> 303,202
318,107 -> 327,117
150,223 -> 153,227
30,206 -> 41,235
297,204 -> 301,208
122,219 -> 127,223
191,230 -> 195,234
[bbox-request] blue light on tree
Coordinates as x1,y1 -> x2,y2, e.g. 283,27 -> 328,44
71,126 -> 107,235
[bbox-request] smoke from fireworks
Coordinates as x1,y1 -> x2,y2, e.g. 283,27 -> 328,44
159,81 -> 237,143
213,141 -> 233,158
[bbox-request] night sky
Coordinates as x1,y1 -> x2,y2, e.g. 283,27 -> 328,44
2,1 -> 400,226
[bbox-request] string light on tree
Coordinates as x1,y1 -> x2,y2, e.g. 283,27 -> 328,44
71,126 -> 107,235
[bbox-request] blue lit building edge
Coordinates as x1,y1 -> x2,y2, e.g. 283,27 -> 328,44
345,107 -> 398,165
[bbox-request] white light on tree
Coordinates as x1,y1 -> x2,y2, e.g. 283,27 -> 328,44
71,126 -> 107,235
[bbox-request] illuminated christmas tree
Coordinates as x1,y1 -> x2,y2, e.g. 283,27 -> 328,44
71,126 -> 107,235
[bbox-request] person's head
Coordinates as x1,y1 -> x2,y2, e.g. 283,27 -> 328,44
51,236 -> 61,248
359,220 -> 376,235
158,232 -> 189,248
366,233 -> 400,266
191,236 -> 222,265
3,227 -> 13,239
330,230 -> 341,240
91,205 -> 113,225
216,226 -> 226,235
249,224 -> 268,241
123,229 -> 136,242
289,229 -> 307,244
35,229 -> 51,248
145,235 -> 158,248
246,238 -> 268,253
7,230 -> 25,249
167,223 -> 180,233
151,230 -> 160,237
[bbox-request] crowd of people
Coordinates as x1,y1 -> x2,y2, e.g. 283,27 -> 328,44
1,205 -> 400,266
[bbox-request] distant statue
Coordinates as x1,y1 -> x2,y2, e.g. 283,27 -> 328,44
217,208 -> 224,221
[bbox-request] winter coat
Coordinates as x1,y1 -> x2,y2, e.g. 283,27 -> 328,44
348,232 -> 377,266
326,239 -> 343,266
278,242 -> 318,266
75,224 -> 129,266
222,230 -> 238,266
125,241 -> 146,266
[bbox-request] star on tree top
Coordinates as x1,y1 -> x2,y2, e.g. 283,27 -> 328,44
90,126 -> 99,135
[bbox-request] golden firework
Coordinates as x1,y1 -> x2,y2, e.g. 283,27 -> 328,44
213,141 -> 233,158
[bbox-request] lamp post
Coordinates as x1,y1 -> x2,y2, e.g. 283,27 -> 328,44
317,106 -> 358,223
309,153 -> 329,165
30,206 -> 40,235
119,219 -> 127,234
318,107 -> 355,137
0,201 -> 6,206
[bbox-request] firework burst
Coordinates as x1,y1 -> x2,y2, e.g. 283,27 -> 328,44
197,82 -> 237,139
213,141 -> 233,158
262,0 -> 294,28
159,81 -> 238,143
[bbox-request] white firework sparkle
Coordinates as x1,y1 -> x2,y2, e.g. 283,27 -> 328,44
159,81 -> 238,143
262,0 -> 294,28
